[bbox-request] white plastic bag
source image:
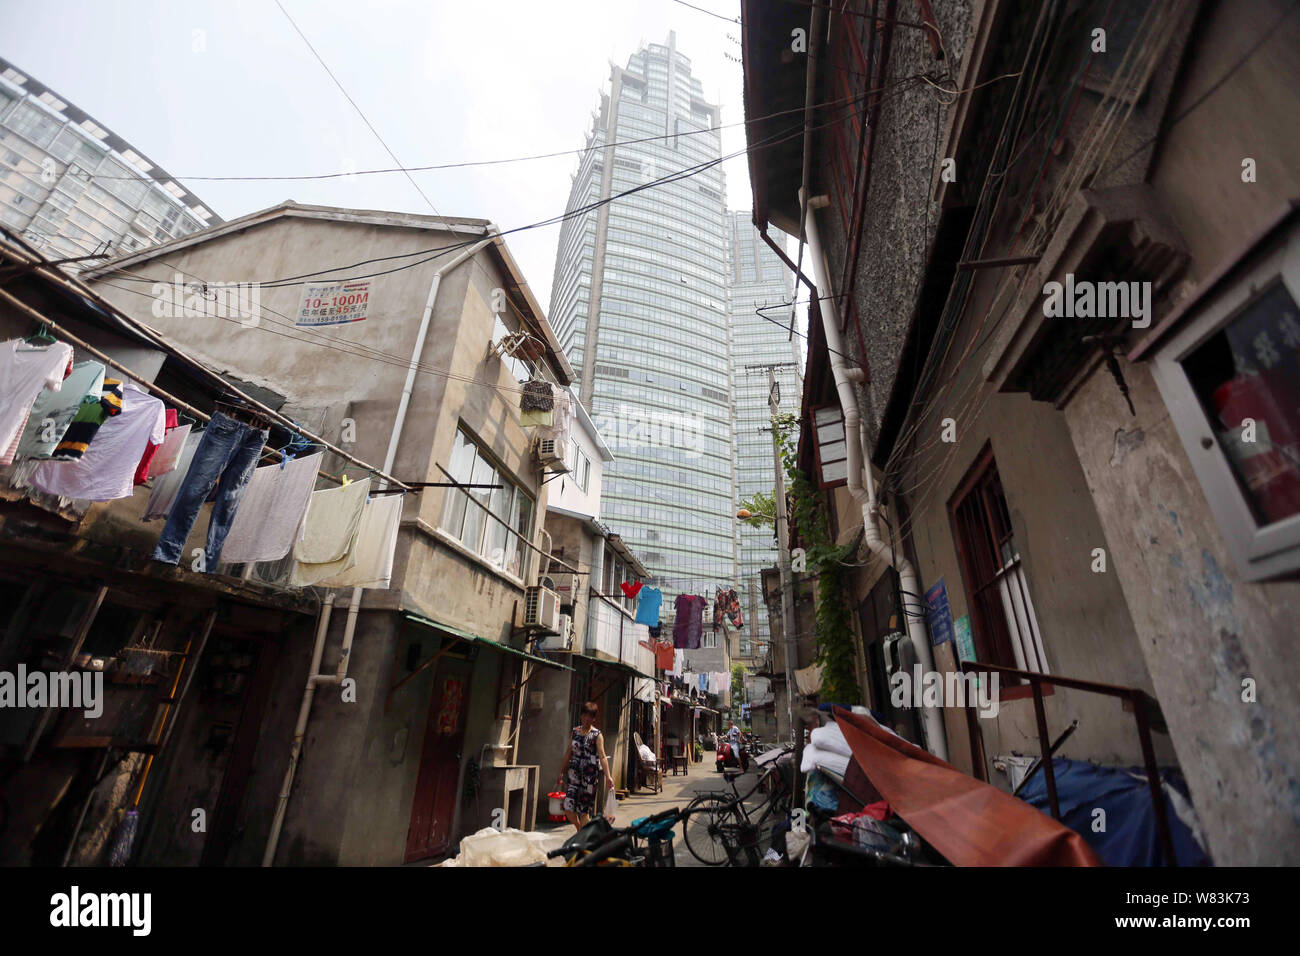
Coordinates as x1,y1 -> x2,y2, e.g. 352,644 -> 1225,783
604,787 -> 618,822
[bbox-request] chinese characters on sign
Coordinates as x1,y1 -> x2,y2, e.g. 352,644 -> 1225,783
296,280 -> 372,327
925,578 -> 954,647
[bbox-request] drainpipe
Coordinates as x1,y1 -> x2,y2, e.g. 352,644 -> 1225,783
802,188 -> 949,761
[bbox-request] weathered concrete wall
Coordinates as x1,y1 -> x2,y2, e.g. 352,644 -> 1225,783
1052,0 -> 1300,865
516,663 -> 574,795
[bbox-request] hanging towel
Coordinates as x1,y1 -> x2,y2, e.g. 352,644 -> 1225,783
147,423 -> 191,481
672,594 -> 706,649
134,408 -> 179,485
671,649 -> 683,677
30,384 -> 166,501
288,477 -> 371,587
0,339 -> 74,454
520,379 -> 554,411
519,408 -> 553,428
142,428 -> 201,520
14,361 -> 106,461
635,586 -> 662,626
316,492 -> 403,589
219,452 -> 322,563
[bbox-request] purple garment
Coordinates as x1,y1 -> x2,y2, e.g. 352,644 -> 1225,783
673,594 -> 707,649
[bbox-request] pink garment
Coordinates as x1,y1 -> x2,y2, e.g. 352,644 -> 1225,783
134,408 -> 179,485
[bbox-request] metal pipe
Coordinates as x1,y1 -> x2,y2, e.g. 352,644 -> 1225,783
802,189 -> 948,761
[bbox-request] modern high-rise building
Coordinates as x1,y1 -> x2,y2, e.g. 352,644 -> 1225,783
726,211 -> 801,661
550,33 -> 737,606
0,57 -> 218,265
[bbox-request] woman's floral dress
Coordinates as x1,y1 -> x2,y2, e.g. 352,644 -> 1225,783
564,725 -> 602,814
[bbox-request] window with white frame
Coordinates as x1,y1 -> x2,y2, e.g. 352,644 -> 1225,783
1150,211 -> 1300,580
440,427 -> 535,579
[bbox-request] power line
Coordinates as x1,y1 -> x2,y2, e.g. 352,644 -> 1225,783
275,0 -> 441,217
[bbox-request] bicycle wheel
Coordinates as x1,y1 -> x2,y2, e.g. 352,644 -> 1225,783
682,795 -> 735,866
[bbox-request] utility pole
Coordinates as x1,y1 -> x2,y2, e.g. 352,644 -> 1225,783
761,364 -> 798,745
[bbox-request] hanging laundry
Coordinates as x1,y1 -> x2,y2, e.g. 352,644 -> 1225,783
713,587 -> 744,630
134,408 -> 179,485
316,492 -> 403,589
620,579 -> 643,600
30,383 -> 165,501
671,649 -> 683,677
0,338 -> 74,455
699,673 -> 709,692
151,409 -> 270,567
219,451 -> 322,564
288,477 -> 371,587
520,379 -> 554,411
13,361 -> 106,461
635,586 -> 662,627
654,640 -> 674,672
518,408 -> 553,428
648,624 -> 662,640
142,428 -> 201,521
672,593 -> 706,649
146,423 -> 192,481
0,407 -> 30,467
50,378 -> 125,460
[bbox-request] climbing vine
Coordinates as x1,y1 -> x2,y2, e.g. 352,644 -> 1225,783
772,414 -> 862,706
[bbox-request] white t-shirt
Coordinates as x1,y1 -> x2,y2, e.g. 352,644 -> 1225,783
0,339 -> 74,452
31,383 -> 166,501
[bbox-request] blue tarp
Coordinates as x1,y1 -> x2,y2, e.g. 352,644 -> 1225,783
1018,758 -> 1211,866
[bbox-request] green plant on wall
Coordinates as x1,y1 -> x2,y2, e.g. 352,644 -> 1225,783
730,662 -> 746,705
773,413 -> 861,706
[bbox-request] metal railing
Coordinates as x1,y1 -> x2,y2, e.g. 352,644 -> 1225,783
958,659 -> 1178,865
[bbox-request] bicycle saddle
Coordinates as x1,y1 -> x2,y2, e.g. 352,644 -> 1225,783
723,769 -> 743,780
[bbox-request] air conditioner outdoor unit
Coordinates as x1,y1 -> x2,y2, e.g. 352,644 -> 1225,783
524,585 -> 560,632
535,438 -> 569,472
540,612 -> 573,651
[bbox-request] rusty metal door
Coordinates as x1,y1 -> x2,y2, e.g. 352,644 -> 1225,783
404,658 -> 472,862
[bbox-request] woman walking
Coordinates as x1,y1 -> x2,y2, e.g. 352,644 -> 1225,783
557,701 -> 615,831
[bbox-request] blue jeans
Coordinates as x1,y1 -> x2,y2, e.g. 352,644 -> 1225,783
152,411 -> 268,568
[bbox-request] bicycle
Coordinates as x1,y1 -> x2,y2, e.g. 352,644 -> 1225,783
546,805 -> 705,867
682,747 -> 794,866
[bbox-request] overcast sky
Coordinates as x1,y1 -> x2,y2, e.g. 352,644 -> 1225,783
1,0 -> 749,308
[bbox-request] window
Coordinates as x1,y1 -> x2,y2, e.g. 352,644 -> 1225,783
439,427 -> 535,579
701,630 -> 718,649
1149,210 -> 1300,579
948,447 -> 1048,677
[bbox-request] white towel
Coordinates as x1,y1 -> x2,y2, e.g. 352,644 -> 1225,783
316,492 -> 402,589
219,452 -> 322,564
799,743 -> 850,778
143,429 -> 201,520
289,477 -> 370,587
809,722 -> 853,758
147,423 -> 191,479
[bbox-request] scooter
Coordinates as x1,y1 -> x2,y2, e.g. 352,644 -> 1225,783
716,737 -> 751,773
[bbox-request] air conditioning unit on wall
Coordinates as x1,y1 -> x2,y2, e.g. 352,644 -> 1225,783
540,613 -> 573,651
524,585 -> 560,632
535,437 -> 568,471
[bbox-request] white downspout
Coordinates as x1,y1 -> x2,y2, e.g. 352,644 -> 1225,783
802,189 -> 949,761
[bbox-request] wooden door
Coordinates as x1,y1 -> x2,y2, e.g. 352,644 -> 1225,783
405,658 -> 472,862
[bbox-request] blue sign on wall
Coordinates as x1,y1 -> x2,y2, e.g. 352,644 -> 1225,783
925,578 -> 954,647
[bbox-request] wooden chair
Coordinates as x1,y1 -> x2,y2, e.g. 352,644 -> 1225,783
632,732 -> 662,793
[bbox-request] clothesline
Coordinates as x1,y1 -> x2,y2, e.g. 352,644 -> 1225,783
0,232 -> 409,490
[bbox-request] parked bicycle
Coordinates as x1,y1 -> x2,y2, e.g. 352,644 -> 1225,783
547,805 -> 705,867
682,746 -> 795,866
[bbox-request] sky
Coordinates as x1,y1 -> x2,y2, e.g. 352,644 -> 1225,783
0,0 -> 750,309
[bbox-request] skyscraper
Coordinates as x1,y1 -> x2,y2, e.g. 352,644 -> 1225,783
550,33 -> 736,606
0,58 -> 218,265
726,211 -> 801,661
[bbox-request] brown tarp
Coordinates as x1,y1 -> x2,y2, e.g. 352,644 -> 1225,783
833,708 -> 1102,867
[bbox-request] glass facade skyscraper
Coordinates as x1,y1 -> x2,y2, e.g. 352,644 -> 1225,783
550,33 -> 736,606
0,57 -> 217,265
726,211 -> 801,660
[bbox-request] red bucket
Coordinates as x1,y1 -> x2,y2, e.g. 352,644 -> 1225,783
547,792 -> 567,822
